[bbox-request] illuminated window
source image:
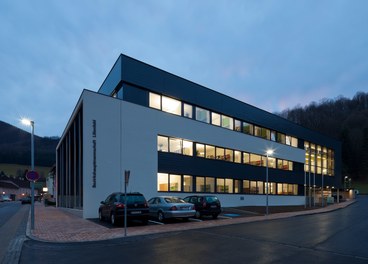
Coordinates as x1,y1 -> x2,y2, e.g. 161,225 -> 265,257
196,143 -> 205,157
183,175 -> 193,192
196,107 -> 210,123
243,180 -> 250,193
243,152 -> 250,164
270,131 -> 276,141
234,151 -> 241,163
225,149 -> 233,162
183,103 -> 193,118
170,174 -> 181,191
157,136 -> 169,152
169,138 -> 182,154
182,140 -> 193,156
216,147 -> 225,160
162,96 -> 181,116
196,177 -> 215,192
158,173 -> 168,191
206,145 -> 215,159
149,92 -> 161,110
250,154 -> 262,166
291,137 -> 298,147
250,181 -> 258,194
258,181 -> 264,194
277,133 -> 286,144
211,112 -> 221,126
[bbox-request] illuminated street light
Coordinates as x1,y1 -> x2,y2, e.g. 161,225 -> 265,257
21,118 -> 36,230
265,149 -> 274,215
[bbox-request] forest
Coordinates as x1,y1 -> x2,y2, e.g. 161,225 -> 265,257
279,91 -> 368,182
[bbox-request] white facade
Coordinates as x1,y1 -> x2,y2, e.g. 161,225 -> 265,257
80,90 -> 305,219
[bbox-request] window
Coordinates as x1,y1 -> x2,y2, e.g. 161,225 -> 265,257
264,157 -> 276,168
234,120 -> 241,131
257,181 -> 264,194
182,140 -> 193,156
169,138 -> 182,154
243,122 -> 253,135
254,126 -> 262,137
243,152 -> 250,164
157,136 -> 168,152
206,145 -> 215,159
234,151 -> 241,163
261,128 -> 270,140
250,154 -> 262,166
183,103 -> 193,118
270,131 -> 276,141
196,177 -> 205,192
225,179 -> 233,193
170,174 -> 181,191
211,112 -> 221,126
234,180 -> 241,193
243,180 -> 250,193
286,135 -> 291,145
196,107 -> 210,123
250,181 -> 258,194
158,173 -> 168,191
162,96 -> 181,116
291,137 -> 298,147
277,133 -> 286,144
196,177 -> 215,192
149,92 -> 161,110
183,175 -> 193,192
216,147 -> 225,160
225,149 -> 233,162
196,143 -> 205,157
222,115 -> 233,130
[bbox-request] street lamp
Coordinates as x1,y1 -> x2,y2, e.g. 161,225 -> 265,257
265,149 -> 274,215
21,118 -> 35,230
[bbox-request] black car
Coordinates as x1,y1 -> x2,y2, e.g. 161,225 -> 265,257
183,195 -> 222,219
98,192 -> 149,225
20,196 -> 31,204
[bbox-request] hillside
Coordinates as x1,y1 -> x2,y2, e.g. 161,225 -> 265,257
279,91 -> 368,181
0,121 -> 59,166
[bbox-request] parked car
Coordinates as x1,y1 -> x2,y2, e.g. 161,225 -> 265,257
147,196 -> 196,222
20,196 -> 31,204
183,195 -> 222,219
98,192 -> 149,225
0,195 -> 12,202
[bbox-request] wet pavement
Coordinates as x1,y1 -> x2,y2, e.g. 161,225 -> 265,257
25,200 -> 356,243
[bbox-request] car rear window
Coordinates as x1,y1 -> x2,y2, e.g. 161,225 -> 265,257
205,196 -> 219,203
118,195 -> 146,203
164,197 -> 185,203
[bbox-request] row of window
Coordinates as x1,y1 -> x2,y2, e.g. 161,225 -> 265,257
157,173 -> 298,195
149,92 -> 298,147
304,141 -> 335,176
158,135 -> 294,171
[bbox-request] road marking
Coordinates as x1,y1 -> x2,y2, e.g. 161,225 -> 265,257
188,218 -> 202,222
149,220 -> 165,225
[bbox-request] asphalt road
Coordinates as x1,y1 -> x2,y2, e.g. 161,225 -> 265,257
20,196 -> 368,264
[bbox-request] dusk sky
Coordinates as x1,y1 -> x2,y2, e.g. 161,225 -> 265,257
1,0 -> 367,137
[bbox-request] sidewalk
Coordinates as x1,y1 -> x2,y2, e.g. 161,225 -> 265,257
27,200 -> 356,243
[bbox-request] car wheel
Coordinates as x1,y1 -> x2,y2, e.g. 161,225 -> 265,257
195,210 -> 201,219
212,213 -> 219,219
98,210 -> 103,221
158,211 -> 165,222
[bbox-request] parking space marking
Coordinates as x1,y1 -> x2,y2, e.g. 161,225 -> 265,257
149,220 -> 165,225
188,218 -> 202,222
218,215 -> 232,219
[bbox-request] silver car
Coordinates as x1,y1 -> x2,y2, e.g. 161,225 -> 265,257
148,196 -> 196,222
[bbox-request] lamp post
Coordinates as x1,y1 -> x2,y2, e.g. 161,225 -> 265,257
22,118 -> 35,230
265,149 -> 274,215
